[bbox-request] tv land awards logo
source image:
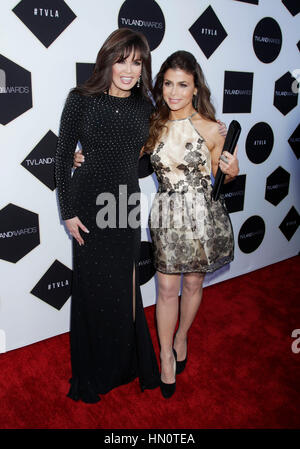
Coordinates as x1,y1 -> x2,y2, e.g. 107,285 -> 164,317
279,207 -> 299,242
274,71 -> 299,115
0,204 -> 40,263
13,0 -> 76,48
253,17 -> 282,63
265,166 -> 290,206
246,122 -> 274,164
21,131 -> 58,190
0,55 -> 32,125
282,0 -> 300,16
138,241 -> 155,285
76,63 -> 95,86
288,124 -> 300,159
118,0 -> 165,51
223,71 -> 254,113
189,5 -> 228,59
221,174 -> 246,213
31,260 -> 73,310
238,216 -> 265,254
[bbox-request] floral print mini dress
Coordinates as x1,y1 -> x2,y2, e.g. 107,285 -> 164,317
149,113 -> 234,274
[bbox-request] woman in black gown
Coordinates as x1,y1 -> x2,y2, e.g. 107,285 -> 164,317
55,28 -> 159,403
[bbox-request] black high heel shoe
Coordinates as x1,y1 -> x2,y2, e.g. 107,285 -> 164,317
176,354 -> 187,375
174,337 -> 188,375
160,349 -> 177,399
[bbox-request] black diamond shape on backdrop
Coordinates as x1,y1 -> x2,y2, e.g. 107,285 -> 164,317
31,260 -> 72,310
0,54 -> 32,125
297,41 -> 300,52
265,166 -> 290,206
288,124 -> 300,159
274,72 -> 299,115
279,207 -> 300,241
21,131 -> 57,190
235,0 -> 259,4
223,71 -> 254,113
221,174 -> 246,213
282,0 -> 300,16
189,6 -> 227,59
76,63 -> 95,86
0,204 -> 40,263
13,0 -> 76,48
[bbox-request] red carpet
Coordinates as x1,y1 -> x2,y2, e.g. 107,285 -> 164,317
0,256 -> 299,429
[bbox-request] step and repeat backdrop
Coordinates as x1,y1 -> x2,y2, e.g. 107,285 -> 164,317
0,0 -> 299,352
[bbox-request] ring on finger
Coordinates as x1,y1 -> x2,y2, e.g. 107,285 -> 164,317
220,154 -> 229,164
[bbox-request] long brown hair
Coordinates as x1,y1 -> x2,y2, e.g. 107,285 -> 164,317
73,28 -> 152,99
143,51 -> 216,153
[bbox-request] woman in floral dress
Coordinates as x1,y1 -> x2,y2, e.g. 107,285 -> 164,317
143,51 -> 239,398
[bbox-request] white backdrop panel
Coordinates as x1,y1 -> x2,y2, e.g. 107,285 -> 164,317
0,0 -> 299,352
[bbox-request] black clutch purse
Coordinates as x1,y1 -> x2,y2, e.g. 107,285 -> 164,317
211,120 -> 241,201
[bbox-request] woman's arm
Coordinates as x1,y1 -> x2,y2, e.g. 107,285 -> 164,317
55,91 -> 83,220
56,92 -> 90,245
210,123 -> 239,183
217,120 -> 227,137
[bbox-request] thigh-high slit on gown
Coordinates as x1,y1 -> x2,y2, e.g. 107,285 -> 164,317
55,90 -> 159,403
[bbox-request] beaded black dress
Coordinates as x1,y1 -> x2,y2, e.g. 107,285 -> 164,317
55,90 -> 159,403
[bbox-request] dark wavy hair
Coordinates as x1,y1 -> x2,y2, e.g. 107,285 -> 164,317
143,50 -> 216,153
73,28 -> 152,100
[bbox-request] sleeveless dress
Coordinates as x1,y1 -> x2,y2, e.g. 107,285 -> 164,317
55,90 -> 159,403
149,113 -> 234,274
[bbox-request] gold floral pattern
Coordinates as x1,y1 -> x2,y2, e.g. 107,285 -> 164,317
149,117 -> 234,274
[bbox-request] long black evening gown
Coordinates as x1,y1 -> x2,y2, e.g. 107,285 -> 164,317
55,90 -> 159,403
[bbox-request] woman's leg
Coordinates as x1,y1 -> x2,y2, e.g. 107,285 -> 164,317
174,272 -> 205,361
156,272 -> 181,383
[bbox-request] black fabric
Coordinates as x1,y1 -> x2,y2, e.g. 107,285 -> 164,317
55,91 -> 159,403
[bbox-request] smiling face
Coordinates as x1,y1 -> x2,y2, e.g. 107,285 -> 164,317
162,68 -> 197,117
110,49 -> 142,97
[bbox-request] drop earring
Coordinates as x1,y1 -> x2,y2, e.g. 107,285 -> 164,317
192,93 -> 197,108
137,76 -> 141,88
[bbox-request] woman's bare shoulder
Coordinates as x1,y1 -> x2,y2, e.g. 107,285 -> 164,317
192,115 -> 220,142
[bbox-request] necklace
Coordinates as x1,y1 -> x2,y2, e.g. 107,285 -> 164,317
169,111 -> 198,122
